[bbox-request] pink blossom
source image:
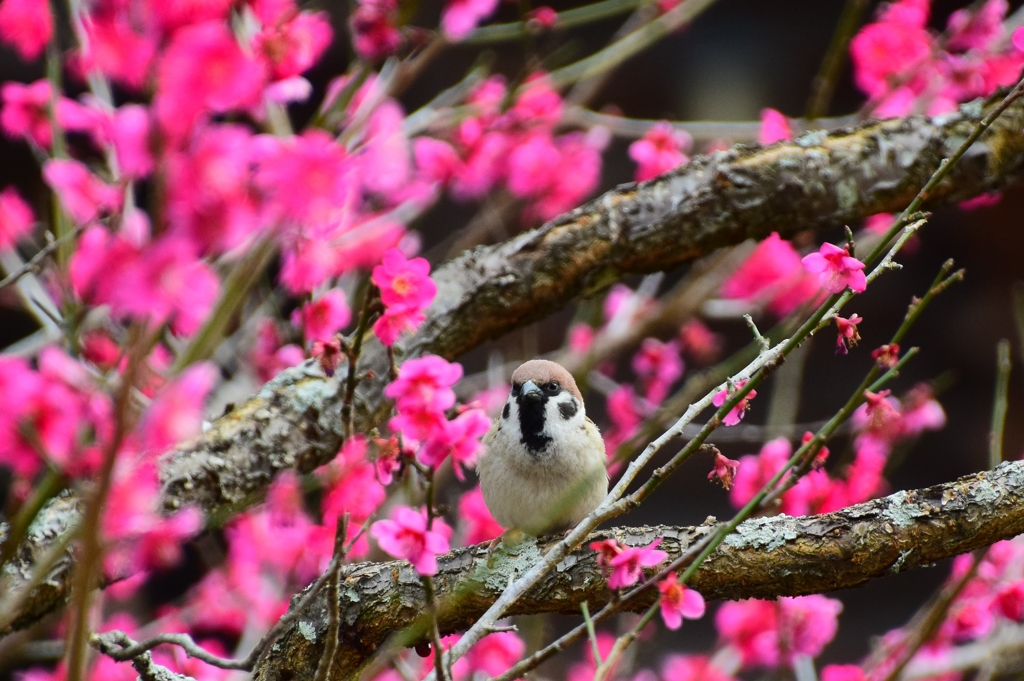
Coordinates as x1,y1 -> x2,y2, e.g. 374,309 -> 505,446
525,130 -> 604,222
708,450 -> 740,490
166,124 -> 263,254
298,290 -> 351,343
254,11 -> 333,80
834,313 -> 863,355
372,248 -> 437,310
628,122 -> 691,182
850,18 -> 933,98
721,233 -> 821,316
716,595 -> 842,667
0,185 -> 33,249
633,338 -> 683,404
872,343 -> 900,369
465,631 -> 526,677
603,385 -> 640,457
42,158 -> 122,224
960,192 -> 1001,211
414,137 -> 463,185
111,236 -> 220,336
758,108 -> 791,145
139,362 -> 217,454
658,573 -> 705,629
370,506 -> 452,575
662,655 -> 735,681
350,0 -> 402,60
712,379 -> 756,426
678,319 -> 722,365
459,486 -> 503,545
251,319 -> 304,382
418,408 -> 490,479
0,0 -> 52,61
507,133 -> 560,198
802,242 -> 867,294
155,21 -> 266,143
730,437 -> 791,510
994,581 -> 1024,621
947,0 -> 1006,52
76,12 -> 156,90
441,0 -> 498,40
592,537 -> 668,590
257,129 -> 354,226
510,75 -> 563,128
527,7 -> 557,29
110,105 -> 154,180
821,665 -> 866,681
359,101 -> 412,196
312,337 -> 343,376
1,80 -> 99,149
373,304 -> 426,346
385,355 -> 463,412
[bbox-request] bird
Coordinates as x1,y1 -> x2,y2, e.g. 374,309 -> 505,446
478,359 -> 608,537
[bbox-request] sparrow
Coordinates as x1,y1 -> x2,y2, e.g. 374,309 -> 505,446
478,359 -> 608,537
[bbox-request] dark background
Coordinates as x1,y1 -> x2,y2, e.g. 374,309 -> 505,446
2,0 -> 1023,675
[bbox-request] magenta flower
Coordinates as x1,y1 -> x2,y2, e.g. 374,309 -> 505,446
593,538 -> 668,590
758,108 -> 791,145
721,233 -> 821,317
0,186 -> 34,249
43,158 -> 122,224
834,313 -> 863,355
801,242 -> 867,294
628,122 -> 691,182
418,408 -> 491,479
253,11 -> 333,81
350,0 -> 402,60
707,450 -> 740,490
632,338 -> 684,404
871,343 -> 900,368
372,248 -> 437,310
110,105 -> 155,180
370,506 -> 451,575
139,362 -> 218,454
0,0 -> 52,61
298,290 -> 351,343
385,355 -> 463,412
459,486 -> 503,545
441,0 -> 499,40
658,574 -> 705,630
712,379 -> 756,426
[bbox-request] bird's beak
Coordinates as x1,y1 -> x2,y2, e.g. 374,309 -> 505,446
521,380 -> 544,403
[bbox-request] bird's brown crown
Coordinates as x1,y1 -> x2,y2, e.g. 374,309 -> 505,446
510,360 -> 582,403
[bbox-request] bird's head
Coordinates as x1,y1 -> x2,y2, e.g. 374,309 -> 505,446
502,359 -> 585,454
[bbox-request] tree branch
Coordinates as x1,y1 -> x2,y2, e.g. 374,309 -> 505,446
252,460 -> 1024,681
160,89 -> 1024,520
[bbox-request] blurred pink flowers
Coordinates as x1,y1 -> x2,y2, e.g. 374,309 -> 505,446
371,506 -> 452,575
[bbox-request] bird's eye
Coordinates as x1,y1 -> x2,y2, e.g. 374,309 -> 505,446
511,382 -> 521,397
545,381 -> 560,393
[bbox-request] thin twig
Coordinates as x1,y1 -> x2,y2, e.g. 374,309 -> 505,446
580,602 -> 602,665
314,515 -> 351,681
989,339 -> 1012,468
0,227 -> 83,292
805,0 -> 871,120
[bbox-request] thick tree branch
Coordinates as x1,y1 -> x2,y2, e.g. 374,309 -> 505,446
252,460 -> 1024,681
161,90 -> 1024,519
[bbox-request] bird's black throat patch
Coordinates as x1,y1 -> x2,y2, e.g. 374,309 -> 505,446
516,394 -> 552,452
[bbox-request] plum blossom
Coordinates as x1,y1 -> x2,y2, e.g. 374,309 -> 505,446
802,242 -> 867,294
628,122 -> 691,182
253,11 -> 333,81
0,186 -> 33,249
0,0 -> 52,61
708,449 -> 740,490
716,595 -> 843,667
386,355 -> 464,442
43,158 -> 122,223
350,0 -> 402,59
371,506 -> 452,575
834,313 -> 863,355
139,362 -> 217,454
591,538 -> 668,590
872,343 -> 900,368
632,338 -> 683,404
712,380 -> 756,426
658,574 -> 705,629
759,108 -> 791,144
441,0 -> 499,40
662,656 -> 736,681
418,408 -> 490,479
459,486 -> 503,545
721,233 -> 821,316
298,290 -> 351,343
372,248 -> 437,346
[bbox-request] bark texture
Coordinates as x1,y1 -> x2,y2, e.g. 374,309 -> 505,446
254,460 -> 1024,681
161,91 -> 1024,519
